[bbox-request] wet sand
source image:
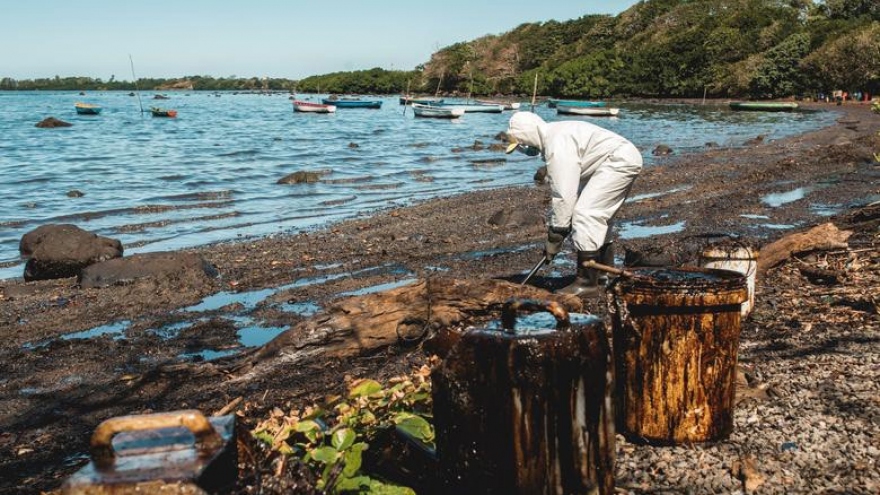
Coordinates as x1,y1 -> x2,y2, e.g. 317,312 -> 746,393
0,101 -> 878,494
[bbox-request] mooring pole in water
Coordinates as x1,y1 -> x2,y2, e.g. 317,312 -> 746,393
432,299 -> 614,495
609,267 -> 748,445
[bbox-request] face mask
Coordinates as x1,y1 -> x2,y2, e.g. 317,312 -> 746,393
517,144 -> 541,157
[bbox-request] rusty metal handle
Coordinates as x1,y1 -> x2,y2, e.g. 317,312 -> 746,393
90,409 -> 223,468
501,299 -> 570,333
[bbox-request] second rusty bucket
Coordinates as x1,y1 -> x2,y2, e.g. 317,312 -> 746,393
609,267 -> 748,445
432,299 -> 614,495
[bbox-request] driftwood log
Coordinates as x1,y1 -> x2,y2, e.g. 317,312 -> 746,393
757,222 -> 852,276
231,277 -> 583,378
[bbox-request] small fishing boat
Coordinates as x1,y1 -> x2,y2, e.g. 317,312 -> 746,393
557,105 -> 619,117
434,102 -> 504,113
729,101 -> 799,112
475,99 -> 521,110
321,96 -> 382,109
412,103 -> 464,119
150,107 -> 178,118
293,100 -> 337,113
400,95 -> 444,105
548,99 -> 607,108
74,102 -> 102,115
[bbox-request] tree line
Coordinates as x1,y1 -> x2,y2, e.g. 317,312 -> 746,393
3,0 -> 878,99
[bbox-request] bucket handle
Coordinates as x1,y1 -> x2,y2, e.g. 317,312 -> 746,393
500,299 -> 570,333
90,409 -> 223,469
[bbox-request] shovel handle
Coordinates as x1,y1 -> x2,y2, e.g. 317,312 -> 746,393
583,260 -> 635,278
90,409 -> 223,468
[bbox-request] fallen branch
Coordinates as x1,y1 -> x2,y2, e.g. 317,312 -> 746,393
757,223 -> 852,276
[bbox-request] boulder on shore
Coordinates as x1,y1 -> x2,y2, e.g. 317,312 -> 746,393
35,117 -> 72,128
20,224 -> 123,281
78,252 -> 219,289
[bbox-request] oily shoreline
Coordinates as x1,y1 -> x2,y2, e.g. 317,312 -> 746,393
0,101 -> 877,494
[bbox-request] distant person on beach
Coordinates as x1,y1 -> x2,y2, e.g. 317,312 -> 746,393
505,111 -> 642,296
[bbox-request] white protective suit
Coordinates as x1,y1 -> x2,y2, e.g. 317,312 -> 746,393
506,111 -> 642,252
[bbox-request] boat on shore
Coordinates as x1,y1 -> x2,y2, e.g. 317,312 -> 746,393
729,101 -> 799,112
321,96 -> 382,109
74,102 -> 102,115
557,105 -> 619,117
293,100 -> 337,113
150,107 -> 177,118
548,99 -> 607,108
400,95 -> 444,105
412,103 -> 464,119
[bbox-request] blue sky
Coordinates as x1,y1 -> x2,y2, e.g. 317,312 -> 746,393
1,1 -> 637,80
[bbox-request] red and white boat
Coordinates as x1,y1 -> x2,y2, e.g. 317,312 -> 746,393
293,100 -> 336,113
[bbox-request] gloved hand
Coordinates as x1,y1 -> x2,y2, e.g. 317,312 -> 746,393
544,226 -> 571,260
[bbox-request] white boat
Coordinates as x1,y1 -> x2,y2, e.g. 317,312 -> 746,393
293,100 -> 336,113
400,95 -> 445,105
412,103 -> 464,119
436,102 -> 504,113
557,105 -> 619,117
475,99 -> 521,110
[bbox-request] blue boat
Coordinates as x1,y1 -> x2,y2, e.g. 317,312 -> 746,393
321,96 -> 382,109
74,102 -> 102,115
547,99 -> 606,108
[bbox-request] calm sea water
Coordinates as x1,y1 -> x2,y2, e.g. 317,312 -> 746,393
0,91 -> 837,280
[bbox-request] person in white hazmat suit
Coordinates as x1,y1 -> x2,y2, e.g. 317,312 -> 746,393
506,111 -> 642,296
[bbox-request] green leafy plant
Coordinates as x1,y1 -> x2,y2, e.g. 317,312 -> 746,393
252,366 -> 434,494
872,100 -> 880,114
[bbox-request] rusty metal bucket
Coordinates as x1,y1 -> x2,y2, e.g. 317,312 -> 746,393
609,267 -> 748,445
61,410 -> 238,495
432,299 -> 614,495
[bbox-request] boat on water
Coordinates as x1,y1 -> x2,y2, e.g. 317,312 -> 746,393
475,99 -> 521,110
412,103 -> 464,119
400,95 -> 444,105
432,102 -> 504,114
150,107 -> 177,118
74,102 -> 102,115
548,99 -> 607,108
729,101 -> 799,112
557,105 -> 620,117
293,100 -> 337,113
321,96 -> 382,109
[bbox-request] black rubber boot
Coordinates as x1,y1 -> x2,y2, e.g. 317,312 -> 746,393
557,250 -> 602,297
597,243 -> 614,284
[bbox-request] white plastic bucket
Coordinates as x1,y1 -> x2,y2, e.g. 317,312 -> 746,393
700,246 -> 758,317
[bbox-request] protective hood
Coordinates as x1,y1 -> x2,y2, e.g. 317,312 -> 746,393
506,111 -> 546,150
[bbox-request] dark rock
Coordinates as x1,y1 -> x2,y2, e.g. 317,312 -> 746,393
744,135 -> 765,146
348,142 -> 359,148
78,252 -> 219,289
277,171 -> 324,184
66,190 -> 84,198
35,117 -> 72,128
534,165 -> 548,183
488,143 -> 506,152
487,208 -> 544,228
652,144 -> 674,156
20,224 -> 123,281
705,142 -> 720,148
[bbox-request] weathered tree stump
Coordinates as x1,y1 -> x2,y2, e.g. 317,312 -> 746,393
609,267 -> 748,445
432,300 -> 614,495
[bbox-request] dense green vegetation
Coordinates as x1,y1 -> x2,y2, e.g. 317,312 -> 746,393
3,0 -> 878,99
